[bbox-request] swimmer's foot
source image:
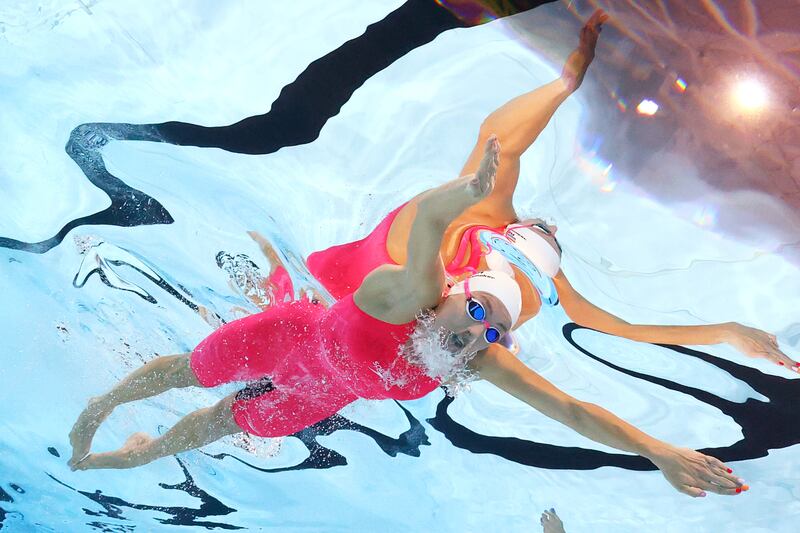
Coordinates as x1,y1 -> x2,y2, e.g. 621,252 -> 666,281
68,396 -> 114,470
247,231 -> 283,268
197,304 -> 225,329
540,508 -> 566,533
74,432 -> 154,471
561,9 -> 608,92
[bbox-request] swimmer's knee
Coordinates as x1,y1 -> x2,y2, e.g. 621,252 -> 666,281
164,353 -> 200,388
212,394 -> 243,436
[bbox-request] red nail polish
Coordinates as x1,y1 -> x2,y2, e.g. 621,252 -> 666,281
727,468 -> 733,473
779,361 -> 785,366
735,487 -> 742,494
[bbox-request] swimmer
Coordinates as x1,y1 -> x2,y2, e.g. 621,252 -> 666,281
306,9 -> 795,371
540,509 -> 565,533
196,238 -> 326,327
69,11 -> 748,498
70,135 -> 745,499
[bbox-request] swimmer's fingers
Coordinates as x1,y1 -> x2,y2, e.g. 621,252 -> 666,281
775,350 -> 800,372
484,134 -> 500,167
705,457 -> 747,488
699,468 -> 740,492
681,483 -> 740,497
678,485 -> 707,498
725,324 -> 799,371
692,456 -> 748,496
586,9 -> 609,29
759,344 -> 798,371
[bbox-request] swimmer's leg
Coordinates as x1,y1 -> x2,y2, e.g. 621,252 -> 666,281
247,230 -> 297,308
457,10 -> 607,221
74,393 -> 241,470
68,353 -> 198,469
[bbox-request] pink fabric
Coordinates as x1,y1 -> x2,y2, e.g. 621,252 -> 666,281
191,295 -> 438,437
308,202 -> 504,293
263,265 -> 294,303
307,204 -> 405,300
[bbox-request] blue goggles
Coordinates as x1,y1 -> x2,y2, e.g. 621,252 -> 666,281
464,278 -> 502,344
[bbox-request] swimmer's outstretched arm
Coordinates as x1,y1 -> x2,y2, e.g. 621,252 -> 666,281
470,343 -> 748,498
552,271 -> 798,371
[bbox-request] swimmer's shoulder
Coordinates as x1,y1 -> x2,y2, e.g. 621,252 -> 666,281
354,264 -> 441,324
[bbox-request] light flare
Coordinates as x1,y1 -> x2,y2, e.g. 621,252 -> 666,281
692,206 -> 718,228
577,149 -> 617,193
731,78 -> 769,113
636,99 -> 659,116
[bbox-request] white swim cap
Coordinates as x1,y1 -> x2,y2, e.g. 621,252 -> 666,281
448,270 -> 522,326
505,225 -> 561,277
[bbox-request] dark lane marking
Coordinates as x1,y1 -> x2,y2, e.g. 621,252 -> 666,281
0,0 -> 556,253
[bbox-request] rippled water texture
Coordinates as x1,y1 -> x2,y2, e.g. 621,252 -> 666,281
1,1 -> 799,531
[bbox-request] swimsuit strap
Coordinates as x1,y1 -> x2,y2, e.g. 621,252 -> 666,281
445,224 -> 504,277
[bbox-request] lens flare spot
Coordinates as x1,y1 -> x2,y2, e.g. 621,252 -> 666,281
636,99 -> 659,116
577,149 -> 616,192
600,181 -> 617,193
731,78 -> 769,113
674,78 -> 687,92
692,206 -> 717,228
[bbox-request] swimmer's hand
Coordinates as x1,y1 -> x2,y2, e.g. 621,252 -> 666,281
648,445 -> 747,498
722,322 -> 798,372
561,9 -> 608,92
540,508 -> 565,533
466,134 -> 500,200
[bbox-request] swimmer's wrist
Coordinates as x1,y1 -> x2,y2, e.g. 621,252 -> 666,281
640,440 -> 675,463
715,322 -> 737,344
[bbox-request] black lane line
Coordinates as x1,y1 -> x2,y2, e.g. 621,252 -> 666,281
428,323 -> 799,470
1,0 -> 556,254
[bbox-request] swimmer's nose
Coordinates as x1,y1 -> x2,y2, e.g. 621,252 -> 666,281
467,323 -> 484,336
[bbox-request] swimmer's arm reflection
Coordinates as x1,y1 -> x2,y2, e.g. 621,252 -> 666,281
469,343 -> 746,498
552,271 -> 797,370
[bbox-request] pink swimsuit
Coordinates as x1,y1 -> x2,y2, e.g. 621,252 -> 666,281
191,294 -> 438,436
192,202 -> 490,437
306,204 -> 406,299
